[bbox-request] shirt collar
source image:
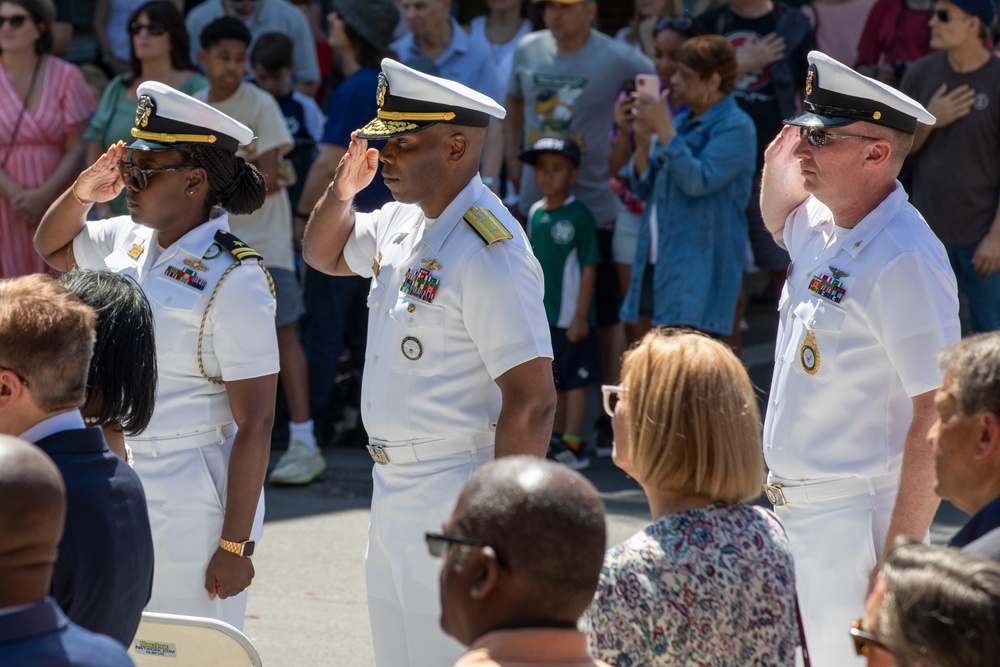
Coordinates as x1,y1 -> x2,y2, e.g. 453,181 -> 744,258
19,410 -> 85,443
950,494 -> 1000,548
420,174 -> 485,253
0,599 -> 66,644
830,181 -> 908,259
153,213 -> 231,268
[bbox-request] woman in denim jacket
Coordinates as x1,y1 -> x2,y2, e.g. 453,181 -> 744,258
620,35 -> 756,340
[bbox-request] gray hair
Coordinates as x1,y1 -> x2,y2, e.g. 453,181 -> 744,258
879,536 -> 1000,667
939,332 -> 1000,418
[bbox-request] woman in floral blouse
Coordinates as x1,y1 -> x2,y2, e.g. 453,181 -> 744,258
581,330 -> 799,665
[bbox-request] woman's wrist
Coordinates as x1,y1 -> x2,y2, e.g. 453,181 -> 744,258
71,181 -> 94,206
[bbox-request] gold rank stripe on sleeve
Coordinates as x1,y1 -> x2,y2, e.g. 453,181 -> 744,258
463,206 -> 512,245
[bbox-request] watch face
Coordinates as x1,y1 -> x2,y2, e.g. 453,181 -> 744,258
242,541 -> 255,557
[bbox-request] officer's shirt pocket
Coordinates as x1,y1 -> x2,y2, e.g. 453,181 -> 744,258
790,296 -> 847,382
147,276 -> 203,360
389,298 -> 445,377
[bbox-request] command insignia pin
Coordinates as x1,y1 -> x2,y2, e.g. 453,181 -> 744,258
800,331 -> 820,375
184,258 -> 208,272
401,336 -> 423,361
127,243 -> 144,260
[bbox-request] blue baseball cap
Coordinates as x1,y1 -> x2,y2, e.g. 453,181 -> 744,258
947,0 -> 996,26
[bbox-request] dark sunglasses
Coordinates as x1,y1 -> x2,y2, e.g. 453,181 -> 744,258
933,7 -> 965,22
654,15 -> 703,37
118,161 -> 192,190
850,619 -> 887,656
128,21 -> 167,36
0,14 -> 28,28
799,126 -> 880,148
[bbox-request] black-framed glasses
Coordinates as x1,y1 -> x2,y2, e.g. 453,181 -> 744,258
128,21 -> 167,36
117,161 -> 192,190
601,384 -> 624,418
799,126 -> 879,148
0,365 -> 28,386
0,14 -> 28,28
425,532 -> 508,567
850,619 -> 887,656
654,14 -> 703,38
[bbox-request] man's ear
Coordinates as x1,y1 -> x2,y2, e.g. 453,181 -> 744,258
975,412 -> 1000,458
198,48 -> 208,67
448,133 -> 469,163
0,370 -> 26,412
469,545 -> 501,601
864,139 -> 893,168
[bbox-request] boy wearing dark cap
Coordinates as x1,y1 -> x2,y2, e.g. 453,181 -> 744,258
520,138 -> 600,471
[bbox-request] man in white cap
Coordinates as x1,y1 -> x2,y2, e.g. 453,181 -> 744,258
760,51 -> 960,665
302,59 -> 555,666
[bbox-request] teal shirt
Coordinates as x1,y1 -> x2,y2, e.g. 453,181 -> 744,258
528,197 -> 601,327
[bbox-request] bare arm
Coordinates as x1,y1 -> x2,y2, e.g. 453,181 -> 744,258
493,356 -> 556,458
503,93 -> 525,193
609,96 -> 636,175
10,122 -> 89,227
204,373 -> 278,600
294,143 -> 345,241
760,126 -> 808,243
871,390 -> 940,590
301,131 -> 378,276
253,147 -> 282,196
480,119 -> 503,193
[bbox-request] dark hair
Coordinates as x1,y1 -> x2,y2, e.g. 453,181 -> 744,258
200,16 -> 252,50
249,31 -> 293,72
128,1 -> 197,83
672,34 -> 738,95
0,0 -> 54,54
344,22 -> 394,70
654,14 -> 706,40
179,144 -> 266,217
58,270 -> 157,437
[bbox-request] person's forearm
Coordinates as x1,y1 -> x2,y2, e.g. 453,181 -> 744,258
221,413 -> 273,542
34,187 -> 89,270
297,146 -> 345,217
480,119 -> 503,182
36,139 -> 87,201
634,138 -> 651,178
301,183 -> 357,275
760,164 -> 806,241
503,94 -> 525,184
910,124 -> 932,154
0,167 -> 22,200
609,130 -> 634,175
494,394 -> 555,458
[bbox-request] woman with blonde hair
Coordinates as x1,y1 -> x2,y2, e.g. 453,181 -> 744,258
581,329 -> 799,665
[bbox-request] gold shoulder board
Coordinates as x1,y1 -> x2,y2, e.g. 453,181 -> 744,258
214,230 -> 263,262
463,206 -> 512,245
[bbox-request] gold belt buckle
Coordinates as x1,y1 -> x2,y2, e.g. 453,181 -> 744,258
367,444 -> 390,465
764,482 -> 788,507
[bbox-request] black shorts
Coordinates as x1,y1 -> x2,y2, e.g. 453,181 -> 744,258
550,326 -> 601,391
595,227 -> 621,327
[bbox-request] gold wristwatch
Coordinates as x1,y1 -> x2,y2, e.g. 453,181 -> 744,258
219,538 -> 255,558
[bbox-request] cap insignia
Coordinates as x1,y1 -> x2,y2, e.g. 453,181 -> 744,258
136,94 -> 154,128
873,111 -> 882,120
805,68 -> 814,96
376,73 -> 387,108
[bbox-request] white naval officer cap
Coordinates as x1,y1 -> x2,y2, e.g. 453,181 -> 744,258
356,58 -> 506,140
785,51 -> 935,134
128,81 -> 254,153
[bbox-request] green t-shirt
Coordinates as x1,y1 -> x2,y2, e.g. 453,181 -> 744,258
528,197 -> 601,327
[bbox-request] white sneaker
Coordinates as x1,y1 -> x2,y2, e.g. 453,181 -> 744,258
269,439 -> 326,485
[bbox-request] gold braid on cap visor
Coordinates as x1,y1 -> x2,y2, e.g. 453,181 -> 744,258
376,110 -> 457,122
131,127 -> 218,144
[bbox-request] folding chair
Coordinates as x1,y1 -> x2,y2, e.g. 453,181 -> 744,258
129,612 -> 263,666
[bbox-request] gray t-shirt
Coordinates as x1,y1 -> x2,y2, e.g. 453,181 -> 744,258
902,52 -> 1000,246
509,30 -> 654,224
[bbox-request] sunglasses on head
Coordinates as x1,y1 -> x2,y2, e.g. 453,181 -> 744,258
128,21 -> 167,36
850,619 -> 887,656
798,126 -> 880,148
117,160 -> 192,190
0,14 -> 28,28
654,14 -> 702,37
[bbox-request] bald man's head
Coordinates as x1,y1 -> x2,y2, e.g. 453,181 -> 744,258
0,435 -> 66,607
439,456 -> 606,644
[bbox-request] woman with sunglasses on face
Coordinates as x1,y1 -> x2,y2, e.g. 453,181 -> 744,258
580,330 -> 798,666
34,82 -> 279,630
0,0 -> 95,278
85,0 -> 207,218
619,35 -> 756,351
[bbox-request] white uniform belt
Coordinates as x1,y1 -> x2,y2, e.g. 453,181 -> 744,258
367,433 -> 494,465
764,473 -> 898,507
129,423 -> 237,456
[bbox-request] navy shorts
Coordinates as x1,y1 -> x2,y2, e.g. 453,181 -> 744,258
550,326 -> 601,391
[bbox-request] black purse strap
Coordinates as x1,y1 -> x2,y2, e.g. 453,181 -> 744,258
1,55 -> 43,170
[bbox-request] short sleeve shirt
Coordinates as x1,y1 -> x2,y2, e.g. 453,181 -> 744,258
763,185 -> 960,480
342,175 -> 552,442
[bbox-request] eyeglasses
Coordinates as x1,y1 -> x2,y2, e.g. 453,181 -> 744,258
128,21 -> 167,36
0,15 -> 28,28
117,161 -> 192,190
850,619 -> 887,656
425,531 -> 508,567
799,126 -> 880,148
601,384 -> 624,418
0,365 -> 28,387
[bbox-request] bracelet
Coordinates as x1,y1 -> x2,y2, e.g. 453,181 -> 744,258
70,181 -> 93,207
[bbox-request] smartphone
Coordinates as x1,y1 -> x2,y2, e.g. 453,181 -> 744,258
635,74 -> 661,99
621,79 -> 636,95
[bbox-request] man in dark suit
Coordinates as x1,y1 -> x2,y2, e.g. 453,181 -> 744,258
0,434 -> 133,666
930,332 -> 1000,561
0,274 -> 154,646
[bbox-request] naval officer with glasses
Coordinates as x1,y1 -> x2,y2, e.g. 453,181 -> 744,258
759,51 -> 960,666
34,81 -> 279,630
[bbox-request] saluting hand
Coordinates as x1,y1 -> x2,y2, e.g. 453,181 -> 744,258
205,548 -> 254,601
331,131 -> 379,202
74,141 -> 127,203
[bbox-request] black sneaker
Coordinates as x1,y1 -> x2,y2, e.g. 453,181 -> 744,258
547,438 -> 591,471
593,415 -> 614,459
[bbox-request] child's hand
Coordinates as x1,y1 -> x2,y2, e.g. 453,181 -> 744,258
566,316 -> 589,344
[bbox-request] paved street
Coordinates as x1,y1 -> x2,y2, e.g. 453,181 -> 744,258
245,281 -> 967,665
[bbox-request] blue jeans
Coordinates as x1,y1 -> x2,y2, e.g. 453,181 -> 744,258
948,244 -> 1000,334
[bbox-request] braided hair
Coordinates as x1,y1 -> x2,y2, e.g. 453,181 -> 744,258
180,144 -> 266,218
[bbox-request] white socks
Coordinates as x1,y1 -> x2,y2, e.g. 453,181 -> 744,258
289,419 -> 317,450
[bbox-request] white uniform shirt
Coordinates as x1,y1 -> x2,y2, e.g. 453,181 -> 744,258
73,214 -> 280,439
343,175 -> 552,443
764,183 -> 960,480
